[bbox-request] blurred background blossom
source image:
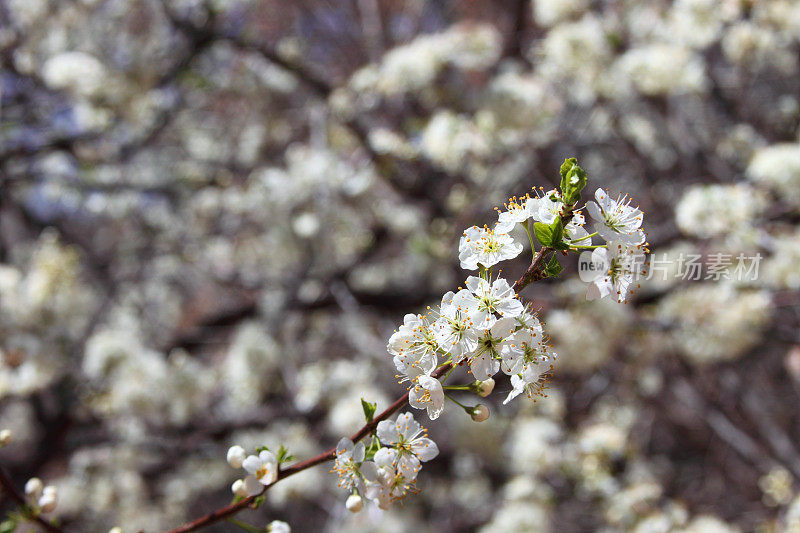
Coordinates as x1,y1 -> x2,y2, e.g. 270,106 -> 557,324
1,0 -> 800,531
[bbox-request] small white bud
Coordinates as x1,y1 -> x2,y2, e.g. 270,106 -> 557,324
477,378 -> 495,397
470,404 -> 490,422
231,479 -> 248,498
227,445 -> 246,469
345,494 -> 363,513
108,528 -> 123,533
24,477 -> 43,499
0,429 -> 10,446
38,486 -> 58,513
267,520 -> 291,533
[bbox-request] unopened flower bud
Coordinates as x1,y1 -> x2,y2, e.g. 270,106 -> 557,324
0,429 -> 10,446
346,494 -> 363,513
108,528 -> 123,533
38,486 -> 57,513
227,445 -> 246,469
231,479 -> 248,498
267,520 -> 291,533
24,477 -> 43,499
470,404 -> 490,422
476,378 -> 494,397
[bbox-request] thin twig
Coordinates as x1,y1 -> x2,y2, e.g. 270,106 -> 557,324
0,467 -> 64,533
164,363 -> 453,533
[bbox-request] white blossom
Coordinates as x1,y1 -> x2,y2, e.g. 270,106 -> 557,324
242,450 -> 278,486
332,438 -> 366,492
464,276 -> 524,330
387,314 -> 439,383
529,191 -> 563,224
495,197 -> 535,233
361,462 -> 412,510
374,413 -> 438,482
586,188 -> 646,245
408,375 -> 445,420
432,290 -> 480,362
458,226 -> 523,271
470,317 -> 517,381
585,242 -> 646,303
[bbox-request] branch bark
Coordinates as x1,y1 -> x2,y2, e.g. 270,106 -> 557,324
164,363 -> 453,533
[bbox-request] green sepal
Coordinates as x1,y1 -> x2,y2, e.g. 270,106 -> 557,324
361,398 -> 377,424
545,255 -> 563,277
559,157 -> 588,206
364,435 -> 381,461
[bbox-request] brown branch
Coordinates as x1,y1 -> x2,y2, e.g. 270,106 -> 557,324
513,210 -> 575,293
164,363 -> 453,533
0,467 -> 64,533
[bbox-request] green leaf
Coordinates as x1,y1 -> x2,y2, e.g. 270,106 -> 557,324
255,445 -> 270,453
361,398 -> 377,424
550,217 -> 564,244
0,518 -> 16,533
545,255 -> 563,277
533,222 -> 554,247
276,444 -> 294,465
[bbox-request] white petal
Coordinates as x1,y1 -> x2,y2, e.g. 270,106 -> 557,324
410,438 -> 439,462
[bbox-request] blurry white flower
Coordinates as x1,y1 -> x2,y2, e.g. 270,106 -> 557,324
617,44 -> 707,96
747,143 -> 800,206
458,226 -> 523,271
38,486 -> 58,513
408,375 -> 445,420
675,184 -> 765,239
374,413 -> 438,481
586,188 -> 645,245
242,450 -> 278,486
0,429 -> 10,446
532,0 -> 588,27
25,477 -> 44,500
41,52 -> 107,98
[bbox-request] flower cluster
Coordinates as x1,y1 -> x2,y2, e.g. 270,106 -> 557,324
583,188 -> 649,303
226,445 -> 278,498
24,477 -> 58,514
331,412 -> 438,512
325,158 -> 646,513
